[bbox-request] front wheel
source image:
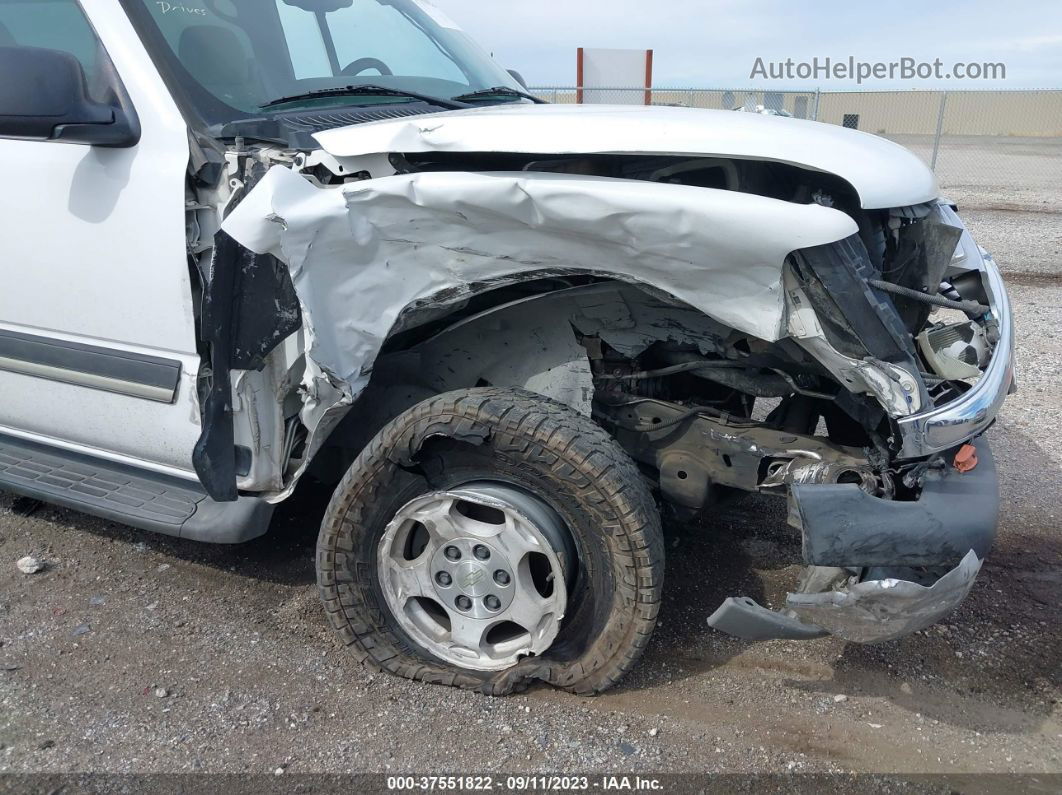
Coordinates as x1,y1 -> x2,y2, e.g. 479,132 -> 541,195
316,388 -> 664,695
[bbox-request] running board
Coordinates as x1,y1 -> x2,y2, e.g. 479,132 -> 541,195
0,433 -> 273,543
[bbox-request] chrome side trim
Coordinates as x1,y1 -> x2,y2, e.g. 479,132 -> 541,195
895,253 -> 1014,459
0,355 -> 176,403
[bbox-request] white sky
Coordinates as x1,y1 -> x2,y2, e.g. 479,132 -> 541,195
435,0 -> 1062,89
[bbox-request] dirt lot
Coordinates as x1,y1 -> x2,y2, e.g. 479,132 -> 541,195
1,198 -> 1060,777
888,134 -> 1062,214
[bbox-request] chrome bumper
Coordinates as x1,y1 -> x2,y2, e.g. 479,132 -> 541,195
895,249 -> 1015,460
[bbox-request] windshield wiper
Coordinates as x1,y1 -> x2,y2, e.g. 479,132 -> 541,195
259,84 -> 469,110
451,86 -> 546,104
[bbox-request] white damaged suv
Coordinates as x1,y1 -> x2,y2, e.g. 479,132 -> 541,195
0,0 -> 1014,694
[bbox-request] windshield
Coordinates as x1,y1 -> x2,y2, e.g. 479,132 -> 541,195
123,0 -> 523,124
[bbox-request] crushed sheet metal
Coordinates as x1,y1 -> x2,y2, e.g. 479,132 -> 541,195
785,550 -> 982,643
312,104 -> 939,210
221,165 -> 858,399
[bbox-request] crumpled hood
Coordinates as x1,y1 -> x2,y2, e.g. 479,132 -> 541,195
313,103 -> 938,210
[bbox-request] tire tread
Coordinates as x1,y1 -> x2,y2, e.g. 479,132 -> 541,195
316,387 -> 664,695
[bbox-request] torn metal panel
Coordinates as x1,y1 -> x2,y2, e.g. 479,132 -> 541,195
790,234 -> 927,412
785,550 -> 982,643
706,597 -> 829,641
785,273 -> 920,418
221,165 -> 858,408
706,550 -> 981,644
312,104 -> 939,210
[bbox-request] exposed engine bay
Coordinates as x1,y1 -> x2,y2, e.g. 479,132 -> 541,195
192,105 -> 1014,646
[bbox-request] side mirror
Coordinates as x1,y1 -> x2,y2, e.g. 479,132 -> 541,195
507,69 -> 529,90
0,46 -> 139,147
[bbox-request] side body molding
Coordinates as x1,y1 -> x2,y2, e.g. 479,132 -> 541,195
0,329 -> 181,403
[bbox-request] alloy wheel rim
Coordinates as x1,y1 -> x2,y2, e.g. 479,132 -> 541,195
376,481 -> 573,671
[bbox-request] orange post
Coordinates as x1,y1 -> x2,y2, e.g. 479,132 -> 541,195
644,49 -> 654,105
576,48 -> 584,104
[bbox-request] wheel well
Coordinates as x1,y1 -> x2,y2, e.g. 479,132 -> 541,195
306,278 -> 705,484
379,274 -> 608,354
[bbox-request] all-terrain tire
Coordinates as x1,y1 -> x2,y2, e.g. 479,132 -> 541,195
316,388 -> 664,695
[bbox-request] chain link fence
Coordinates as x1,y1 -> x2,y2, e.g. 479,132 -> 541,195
530,87 -> 1062,211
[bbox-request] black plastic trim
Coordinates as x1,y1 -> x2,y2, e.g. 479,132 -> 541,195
193,229 -> 302,502
791,233 -> 928,409
793,437 -> 999,568
0,330 -> 181,399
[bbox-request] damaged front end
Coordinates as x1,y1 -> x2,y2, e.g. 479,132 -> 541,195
589,206 -> 1013,644
702,203 -> 1013,644
200,107 -> 1013,648
709,439 -> 995,644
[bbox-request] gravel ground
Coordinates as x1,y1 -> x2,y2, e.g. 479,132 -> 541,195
962,208 -> 1062,279
886,134 -> 1062,212
939,135 -> 1062,282
1,214 -> 1060,778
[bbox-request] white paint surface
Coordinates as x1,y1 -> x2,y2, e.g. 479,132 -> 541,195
222,166 -> 858,393
314,103 -> 939,210
0,0 -> 201,473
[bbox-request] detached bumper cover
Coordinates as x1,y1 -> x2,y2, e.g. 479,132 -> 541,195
708,438 -> 998,644
793,437 -> 999,568
784,550 -> 981,643
708,597 -> 828,641
708,549 -> 984,645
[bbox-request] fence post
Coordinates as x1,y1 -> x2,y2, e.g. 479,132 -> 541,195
552,88 -> 558,104
930,90 -> 948,172
688,88 -> 695,108
576,48 -> 584,104
812,88 -> 821,121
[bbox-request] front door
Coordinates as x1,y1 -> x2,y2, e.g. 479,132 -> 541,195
0,0 -> 201,478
